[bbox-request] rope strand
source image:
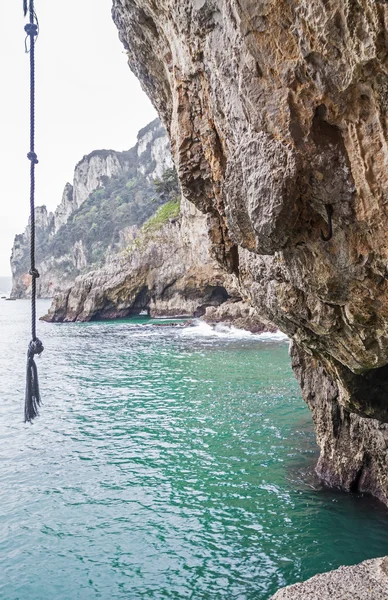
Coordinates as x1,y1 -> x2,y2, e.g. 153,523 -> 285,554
24,0 -> 44,423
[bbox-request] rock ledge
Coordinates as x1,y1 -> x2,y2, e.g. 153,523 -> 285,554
270,557 -> 388,600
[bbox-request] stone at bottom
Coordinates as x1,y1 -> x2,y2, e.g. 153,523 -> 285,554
270,557 -> 388,599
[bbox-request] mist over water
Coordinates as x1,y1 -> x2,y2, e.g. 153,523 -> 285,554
1,300 -> 388,599
0,276 -> 11,296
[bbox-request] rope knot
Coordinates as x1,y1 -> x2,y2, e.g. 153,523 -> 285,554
27,151 -> 39,164
29,267 -> 40,278
28,338 -> 44,358
24,23 -> 38,36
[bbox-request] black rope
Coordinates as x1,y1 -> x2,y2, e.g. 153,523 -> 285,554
24,0 -> 44,423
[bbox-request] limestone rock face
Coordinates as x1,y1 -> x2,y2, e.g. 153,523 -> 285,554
43,197 -> 242,323
55,120 -> 170,233
10,206 -> 55,298
10,120 -> 174,299
72,151 -> 127,209
291,343 -> 388,505
270,556 -> 388,600
137,120 -> 174,178
54,183 -> 75,233
112,0 -> 388,501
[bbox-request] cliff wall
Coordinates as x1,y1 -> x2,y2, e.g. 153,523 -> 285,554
112,0 -> 388,502
10,120 -> 173,299
44,194 -> 267,328
11,115 -> 263,328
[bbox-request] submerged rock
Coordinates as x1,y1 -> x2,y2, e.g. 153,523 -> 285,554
270,557 -> 388,599
148,320 -> 194,328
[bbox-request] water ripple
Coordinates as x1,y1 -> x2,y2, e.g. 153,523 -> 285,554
0,301 -> 388,599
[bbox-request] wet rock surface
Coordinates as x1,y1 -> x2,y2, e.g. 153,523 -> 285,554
291,343 -> 388,506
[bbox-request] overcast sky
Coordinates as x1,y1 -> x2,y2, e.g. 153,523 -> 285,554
0,0 -> 157,275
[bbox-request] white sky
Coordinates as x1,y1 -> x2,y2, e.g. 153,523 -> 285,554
0,0 -> 157,275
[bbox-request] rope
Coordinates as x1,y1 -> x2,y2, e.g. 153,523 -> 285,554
24,0 -> 44,423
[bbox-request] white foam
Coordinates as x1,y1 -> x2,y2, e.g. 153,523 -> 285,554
181,320 -> 247,339
256,330 -> 289,341
181,320 -> 289,341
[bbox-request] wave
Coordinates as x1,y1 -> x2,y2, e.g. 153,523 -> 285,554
181,320 -> 289,341
256,330 -> 289,341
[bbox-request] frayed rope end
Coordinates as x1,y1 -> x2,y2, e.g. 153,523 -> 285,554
23,0 -> 28,16
24,338 -> 44,423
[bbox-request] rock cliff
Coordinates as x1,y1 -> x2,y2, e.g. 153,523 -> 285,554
43,196 -> 247,322
10,120 -> 174,299
11,206 -> 55,298
112,0 -> 388,503
11,115 -> 262,328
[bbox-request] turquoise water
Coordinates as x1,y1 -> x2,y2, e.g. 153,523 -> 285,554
1,299 -> 388,600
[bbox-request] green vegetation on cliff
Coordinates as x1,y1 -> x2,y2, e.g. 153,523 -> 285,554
142,198 -> 181,234
15,166 -> 180,277
51,171 -> 161,265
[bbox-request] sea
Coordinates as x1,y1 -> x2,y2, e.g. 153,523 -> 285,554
1,292 -> 388,599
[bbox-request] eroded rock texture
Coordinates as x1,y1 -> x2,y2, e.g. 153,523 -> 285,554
10,120 -> 173,299
43,197 -> 247,323
270,556 -> 388,600
112,0 -> 388,501
292,343 -> 388,505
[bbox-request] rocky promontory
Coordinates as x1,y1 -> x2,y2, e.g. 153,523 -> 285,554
112,0 -> 388,504
10,119 -> 173,299
43,196 -> 254,323
10,117 -> 264,328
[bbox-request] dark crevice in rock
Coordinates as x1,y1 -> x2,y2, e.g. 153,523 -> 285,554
288,93 -> 304,146
137,8 -> 159,39
335,361 -> 388,422
159,278 -> 179,298
208,284 -> 230,304
132,285 -> 151,312
194,285 -> 231,317
90,286 -> 151,321
331,399 -> 342,439
350,452 -> 373,493
311,104 -> 342,147
230,244 -> 239,277
350,462 -> 365,493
